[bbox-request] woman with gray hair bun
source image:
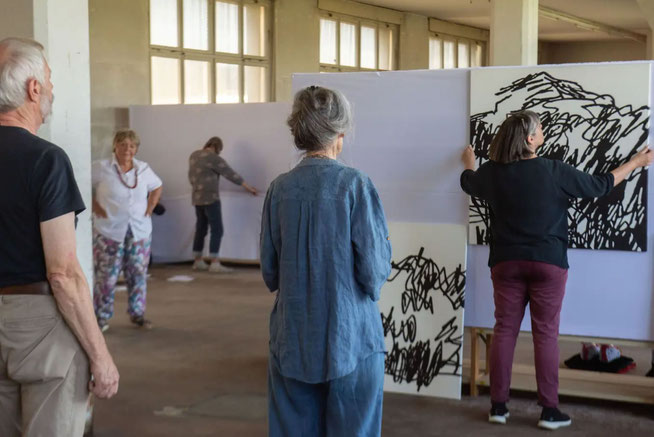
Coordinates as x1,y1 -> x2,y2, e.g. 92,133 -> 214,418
260,86 -> 391,437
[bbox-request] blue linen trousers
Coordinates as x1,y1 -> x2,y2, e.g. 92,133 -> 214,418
268,352 -> 385,437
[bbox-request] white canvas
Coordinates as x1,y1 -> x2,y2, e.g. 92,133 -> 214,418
469,63 -> 651,251
129,102 -> 293,261
379,222 -> 467,399
292,70 -> 471,226
295,65 -> 654,342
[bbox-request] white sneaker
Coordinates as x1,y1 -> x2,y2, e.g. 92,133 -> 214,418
192,259 -> 209,271
209,263 -> 234,273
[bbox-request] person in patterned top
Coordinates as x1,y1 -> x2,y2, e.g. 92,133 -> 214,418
188,137 -> 257,273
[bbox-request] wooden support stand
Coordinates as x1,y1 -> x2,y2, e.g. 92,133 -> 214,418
467,327 -> 654,404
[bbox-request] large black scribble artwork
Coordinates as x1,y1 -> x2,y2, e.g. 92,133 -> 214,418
470,71 -> 649,251
381,247 -> 466,393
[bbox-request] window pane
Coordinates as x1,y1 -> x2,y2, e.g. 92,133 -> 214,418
183,0 -> 209,50
216,1 -> 239,54
340,22 -> 356,67
244,66 -> 268,103
378,26 -> 393,70
151,57 -> 180,104
184,60 -> 210,104
360,25 -> 376,69
471,43 -> 483,67
216,62 -> 240,103
443,40 -> 455,69
429,38 -> 442,69
150,0 -> 178,46
320,19 -> 337,64
458,41 -> 470,68
244,4 -> 266,56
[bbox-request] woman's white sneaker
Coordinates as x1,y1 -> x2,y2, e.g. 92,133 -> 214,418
209,262 -> 234,273
192,259 -> 209,271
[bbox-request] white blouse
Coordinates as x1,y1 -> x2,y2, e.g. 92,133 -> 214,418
92,156 -> 162,242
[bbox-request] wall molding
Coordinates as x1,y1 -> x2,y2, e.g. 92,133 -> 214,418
318,0 -> 403,25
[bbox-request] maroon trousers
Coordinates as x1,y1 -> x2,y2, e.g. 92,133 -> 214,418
489,260 -> 568,408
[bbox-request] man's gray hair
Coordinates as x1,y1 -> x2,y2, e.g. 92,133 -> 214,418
0,38 -> 47,113
287,86 -> 353,153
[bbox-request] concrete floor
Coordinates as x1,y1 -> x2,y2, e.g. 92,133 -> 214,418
91,264 -> 654,436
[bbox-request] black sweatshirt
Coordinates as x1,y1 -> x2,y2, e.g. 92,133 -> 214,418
461,157 -> 614,269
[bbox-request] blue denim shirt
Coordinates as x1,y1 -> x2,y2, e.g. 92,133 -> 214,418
260,157 -> 391,383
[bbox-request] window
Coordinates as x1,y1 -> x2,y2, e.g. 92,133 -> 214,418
184,59 -> 211,103
149,0 -> 271,104
429,34 -> 486,69
340,22 -> 357,67
151,57 -> 181,104
319,13 -> 398,72
150,0 -> 178,47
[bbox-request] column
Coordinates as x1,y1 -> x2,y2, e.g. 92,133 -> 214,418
637,0 -> 654,59
490,0 -> 539,66
0,0 -> 93,287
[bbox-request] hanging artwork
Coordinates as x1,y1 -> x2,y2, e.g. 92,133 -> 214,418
469,64 -> 651,251
379,222 -> 467,399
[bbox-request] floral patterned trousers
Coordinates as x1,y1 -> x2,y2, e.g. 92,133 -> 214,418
93,227 -> 151,322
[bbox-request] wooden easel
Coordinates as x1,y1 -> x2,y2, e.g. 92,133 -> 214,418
467,327 -> 654,404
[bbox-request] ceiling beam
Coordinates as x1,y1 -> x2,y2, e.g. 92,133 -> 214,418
539,5 -> 646,43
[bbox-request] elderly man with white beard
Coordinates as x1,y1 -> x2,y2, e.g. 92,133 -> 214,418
0,37 -> 119,437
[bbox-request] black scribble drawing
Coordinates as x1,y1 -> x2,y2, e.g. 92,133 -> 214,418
382,307 -> 417,343
470,71 -> 649,251
388,247 -> 466,312
382,313 -> 462,390
381,247 -> 465,391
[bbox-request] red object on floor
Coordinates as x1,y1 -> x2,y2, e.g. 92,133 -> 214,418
615,361 -> 637,374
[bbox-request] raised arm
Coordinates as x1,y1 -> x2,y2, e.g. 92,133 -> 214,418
460,145 -> 485,198
558,148 -> 652,199
610,147 -> 653,186
41,213 -> 119,399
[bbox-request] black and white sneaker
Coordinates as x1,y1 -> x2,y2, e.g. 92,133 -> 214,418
538,407 -> 572,430
488,402 -> 510,424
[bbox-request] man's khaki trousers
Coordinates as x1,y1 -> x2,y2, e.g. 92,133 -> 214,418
0,295 -> 90,437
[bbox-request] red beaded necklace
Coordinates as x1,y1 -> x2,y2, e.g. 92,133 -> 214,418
113,162 -> 138,189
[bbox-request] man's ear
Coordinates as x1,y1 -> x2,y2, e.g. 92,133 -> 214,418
26,78 -> 41,104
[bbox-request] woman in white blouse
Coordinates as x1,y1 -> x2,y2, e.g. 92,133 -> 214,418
92,129 -> 162,332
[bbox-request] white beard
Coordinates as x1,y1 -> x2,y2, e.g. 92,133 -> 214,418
40,94 -> 53,123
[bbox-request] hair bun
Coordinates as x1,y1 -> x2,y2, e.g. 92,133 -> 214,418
287,86 -> 352,153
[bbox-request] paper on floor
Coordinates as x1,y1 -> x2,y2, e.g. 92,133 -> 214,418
166,275 -> 195,282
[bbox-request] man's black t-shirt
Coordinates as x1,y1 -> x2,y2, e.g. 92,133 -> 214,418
0,126 -> 85,287
461,157 -> 614,269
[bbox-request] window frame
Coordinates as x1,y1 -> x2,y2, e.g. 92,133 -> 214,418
148,0 -> 272,104
319,11 -> 398,73
428,32 -> 487,70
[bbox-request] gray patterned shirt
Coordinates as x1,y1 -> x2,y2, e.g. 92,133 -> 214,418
188,149 -> 244,206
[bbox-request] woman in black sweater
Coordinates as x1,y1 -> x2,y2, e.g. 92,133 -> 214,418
461,110 -> 652,430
